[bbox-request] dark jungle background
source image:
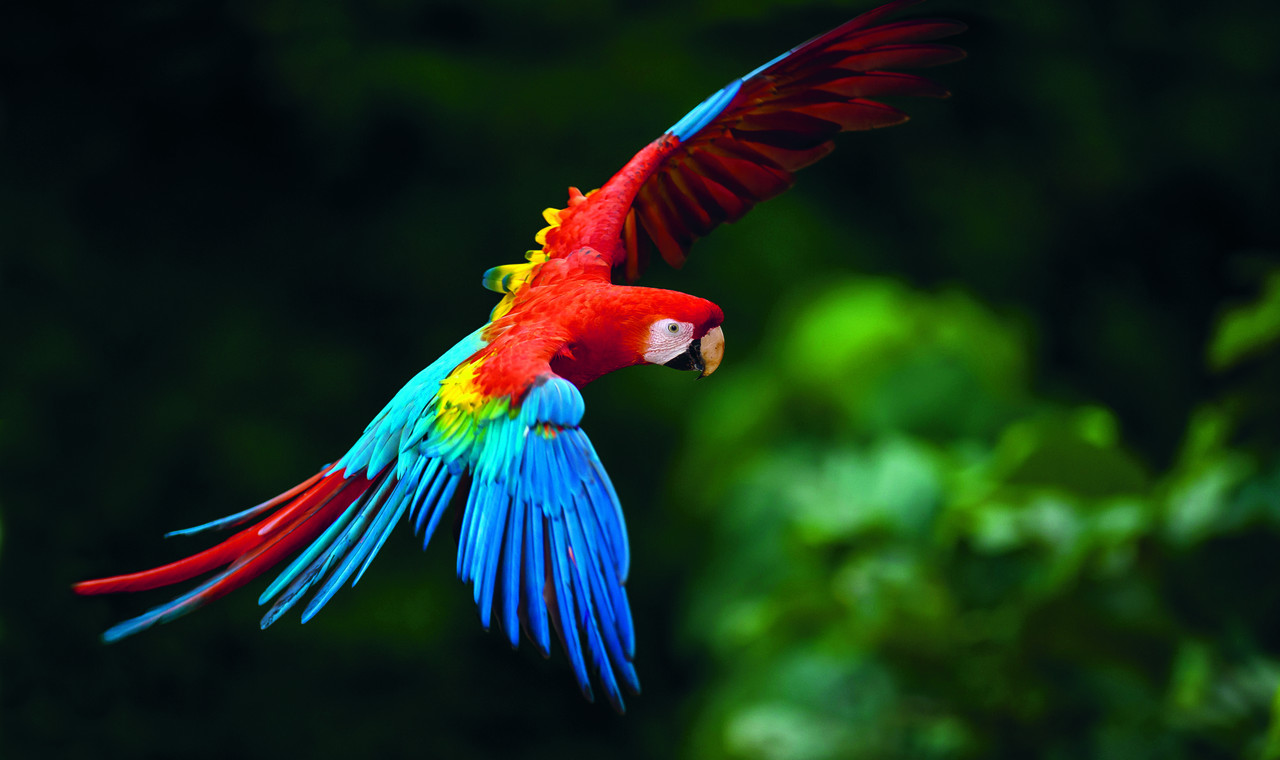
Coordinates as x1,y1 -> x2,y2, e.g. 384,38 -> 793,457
3,0 -> 1279,758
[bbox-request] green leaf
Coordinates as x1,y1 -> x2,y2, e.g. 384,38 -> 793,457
1209,271 -> 1280,370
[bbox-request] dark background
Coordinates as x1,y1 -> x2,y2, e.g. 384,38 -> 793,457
4,1 -> 1279,758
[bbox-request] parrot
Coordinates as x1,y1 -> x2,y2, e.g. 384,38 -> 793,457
76,0 -> 964,713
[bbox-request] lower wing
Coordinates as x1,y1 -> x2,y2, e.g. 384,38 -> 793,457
76,330 -> 639,711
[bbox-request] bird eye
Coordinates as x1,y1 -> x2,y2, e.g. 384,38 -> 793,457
666,322 -> 681,334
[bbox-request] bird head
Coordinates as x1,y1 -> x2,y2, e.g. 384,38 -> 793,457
638,295 -> 725,378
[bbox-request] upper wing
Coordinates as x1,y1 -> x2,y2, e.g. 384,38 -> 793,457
480,1 -> 962,303
616,0 -> 964,279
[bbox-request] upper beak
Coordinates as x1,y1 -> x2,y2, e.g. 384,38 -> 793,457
662,325 -> 725,378
698,325 -> 724,378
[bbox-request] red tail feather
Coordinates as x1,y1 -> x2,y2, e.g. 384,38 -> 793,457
73,470 -> 372,596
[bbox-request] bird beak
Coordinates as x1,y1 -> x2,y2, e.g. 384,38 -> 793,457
662,326 -> 725,378
698,326 -> 724,378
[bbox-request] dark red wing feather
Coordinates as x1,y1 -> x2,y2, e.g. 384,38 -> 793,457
618,1 -> 964,277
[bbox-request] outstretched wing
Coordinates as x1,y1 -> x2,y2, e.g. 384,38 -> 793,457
78,328 -> 638,711
483,1 -> 963,303
258,334 -> 638,709
616,0 -> 964,279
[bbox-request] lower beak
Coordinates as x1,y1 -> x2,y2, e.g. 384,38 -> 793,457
663,326 -> 725,378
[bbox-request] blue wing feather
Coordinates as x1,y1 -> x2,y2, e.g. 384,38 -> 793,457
351,469 -> 420,586
668,79 -> 744,141
523,504 -> 550,656
500,497 -> 524,648
477,491 -> 507,628
297,475 -> 398,623
548,514 -> 592,700
457,478 -> 481,579
164,501 -> 279,538
257,500 -> 359,606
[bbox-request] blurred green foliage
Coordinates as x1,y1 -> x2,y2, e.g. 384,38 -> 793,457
2,1 -> 1278,759
677,279 -> 1280,759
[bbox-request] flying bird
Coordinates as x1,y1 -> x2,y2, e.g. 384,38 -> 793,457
76,0 -> 964,712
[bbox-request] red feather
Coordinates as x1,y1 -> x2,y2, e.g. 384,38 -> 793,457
74,471 -> 371,597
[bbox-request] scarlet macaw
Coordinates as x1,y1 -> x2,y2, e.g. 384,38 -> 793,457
76,0 -> 964,712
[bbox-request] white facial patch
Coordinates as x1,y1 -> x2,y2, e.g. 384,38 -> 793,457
642,319 -> 695,365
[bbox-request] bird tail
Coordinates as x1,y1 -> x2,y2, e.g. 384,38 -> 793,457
73,467 -> 374,642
